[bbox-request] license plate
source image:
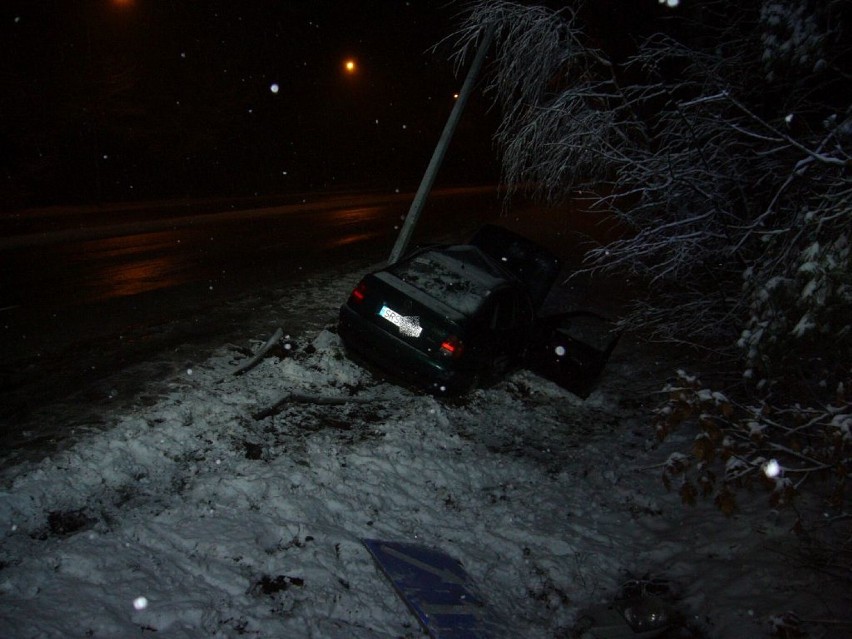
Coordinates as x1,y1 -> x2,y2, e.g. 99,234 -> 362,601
379,304 -> 423,338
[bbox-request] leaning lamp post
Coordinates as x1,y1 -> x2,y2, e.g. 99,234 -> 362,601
388,23 -> 496,265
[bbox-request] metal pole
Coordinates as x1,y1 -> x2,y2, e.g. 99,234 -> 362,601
388,24 -> 495,264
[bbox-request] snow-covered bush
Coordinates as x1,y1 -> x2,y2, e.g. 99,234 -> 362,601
655,369 -> 850,516
452,0 -> 850,523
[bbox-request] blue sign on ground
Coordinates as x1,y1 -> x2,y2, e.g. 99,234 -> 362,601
362,539 -> 495,639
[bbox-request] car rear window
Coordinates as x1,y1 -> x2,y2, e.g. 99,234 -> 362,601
390,248 -> 503,315
469,224 -> 561,309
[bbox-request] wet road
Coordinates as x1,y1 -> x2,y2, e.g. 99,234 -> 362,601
0,186 -> 501,439
0,187 -> 501,311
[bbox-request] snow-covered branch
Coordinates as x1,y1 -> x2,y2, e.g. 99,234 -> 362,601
454,0 -> 852,525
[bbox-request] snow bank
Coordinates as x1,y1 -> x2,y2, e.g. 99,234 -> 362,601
0,285 -> 844,637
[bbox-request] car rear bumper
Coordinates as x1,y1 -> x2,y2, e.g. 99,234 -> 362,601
338,305 -> 475,395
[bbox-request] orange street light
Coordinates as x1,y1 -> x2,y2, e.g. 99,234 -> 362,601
344,59 -> 357,74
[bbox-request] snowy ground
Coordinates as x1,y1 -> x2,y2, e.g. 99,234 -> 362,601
0,264 -> 848,638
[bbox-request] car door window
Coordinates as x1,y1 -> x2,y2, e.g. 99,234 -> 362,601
516,294 -> 534,326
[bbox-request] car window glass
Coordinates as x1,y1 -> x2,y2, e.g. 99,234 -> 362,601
492,294 -> 515,330
517,295 -> 533,324
468,225 -> 561,309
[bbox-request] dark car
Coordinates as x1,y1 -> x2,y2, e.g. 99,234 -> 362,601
338,224 -> 618,396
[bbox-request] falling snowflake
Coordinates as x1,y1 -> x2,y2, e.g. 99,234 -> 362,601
763,459 -> 781,478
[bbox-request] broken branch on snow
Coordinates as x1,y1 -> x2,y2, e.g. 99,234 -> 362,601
230,327 -> 284,377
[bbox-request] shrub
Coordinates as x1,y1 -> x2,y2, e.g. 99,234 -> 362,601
451,0 -> 851,519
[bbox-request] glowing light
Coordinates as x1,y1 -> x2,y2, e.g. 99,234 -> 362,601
554,345 -> 566,357
112,0 -> 135,7
133,597 -> 148,610
344,59 -> 356,74
763,459 -> 781,478
270,83 -> 280,93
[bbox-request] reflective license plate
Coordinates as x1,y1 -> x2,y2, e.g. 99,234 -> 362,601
379,304 -> 423,338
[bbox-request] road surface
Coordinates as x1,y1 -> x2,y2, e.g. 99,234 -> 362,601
0,187 -> 502,449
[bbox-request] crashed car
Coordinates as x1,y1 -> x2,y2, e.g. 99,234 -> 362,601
338,224 -> 619,396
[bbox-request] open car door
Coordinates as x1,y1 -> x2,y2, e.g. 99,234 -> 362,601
526,310 -> 621,398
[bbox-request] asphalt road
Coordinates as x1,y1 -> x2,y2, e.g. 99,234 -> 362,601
0,186 -> 502,442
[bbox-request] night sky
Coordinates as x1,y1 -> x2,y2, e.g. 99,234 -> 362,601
1,0 -> 499,208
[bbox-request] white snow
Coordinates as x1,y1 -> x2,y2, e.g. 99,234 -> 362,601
0,268 -> 846,638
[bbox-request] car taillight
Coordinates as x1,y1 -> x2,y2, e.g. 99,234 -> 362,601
350,281 -> 367,303
439,335 -> 464,359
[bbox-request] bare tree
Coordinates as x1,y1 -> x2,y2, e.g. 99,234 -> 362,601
452,0 -> 850,524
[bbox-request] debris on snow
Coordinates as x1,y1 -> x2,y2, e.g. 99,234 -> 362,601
0,272 -> 847,639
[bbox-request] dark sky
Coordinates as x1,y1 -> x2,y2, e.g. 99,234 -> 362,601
1,0 -> 498,208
